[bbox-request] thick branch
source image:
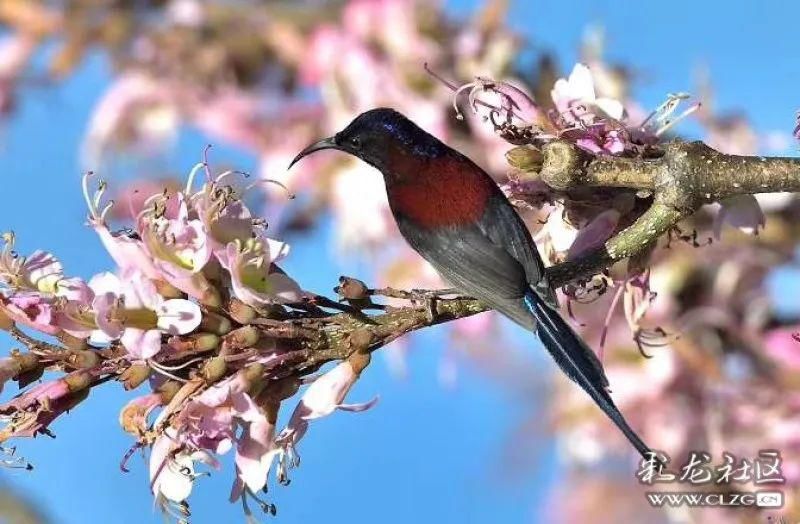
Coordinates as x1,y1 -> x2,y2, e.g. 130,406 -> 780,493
540,140 -> 659,190
538,139 -> 800,286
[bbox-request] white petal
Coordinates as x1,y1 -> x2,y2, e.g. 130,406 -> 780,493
88,272 -> 122,296
89,329 -> 116,345
149,429 -> 176,486
595,97 -> 625,120
124,273 -> 160,310
299,362 -> 356,420
25,250 -> 63,293
157,299 -> 202,335
158,453 -> 195,503
546,214 -> 580,253
567,63 -> 596,101
122,328 -> 162,359
268,273 -> 303,302
264,238 -> 291,263
337,396 -> 379,412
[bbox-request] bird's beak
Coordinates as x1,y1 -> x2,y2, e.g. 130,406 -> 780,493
288,136 -> 338,170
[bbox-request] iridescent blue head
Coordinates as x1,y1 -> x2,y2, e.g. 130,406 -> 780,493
288,108 -> 447,174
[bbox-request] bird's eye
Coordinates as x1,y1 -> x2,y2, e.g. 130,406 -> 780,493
349,136 -> 362,149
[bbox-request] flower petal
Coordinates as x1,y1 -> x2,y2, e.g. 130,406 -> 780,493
122,328 -> 163,359
157,299 -> 201,335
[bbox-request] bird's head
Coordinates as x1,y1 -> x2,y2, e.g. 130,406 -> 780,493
289,108 -> 446,176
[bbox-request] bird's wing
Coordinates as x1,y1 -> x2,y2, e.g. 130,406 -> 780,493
395,213 -> 537,330
476,190 -> 557,305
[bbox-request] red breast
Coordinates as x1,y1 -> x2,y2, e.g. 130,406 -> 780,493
385,157 -> 495,228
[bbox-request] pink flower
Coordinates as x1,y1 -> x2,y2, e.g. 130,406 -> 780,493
159,373 -> 278,502
551,63 -> 624,124
150,428 -> 217,503
89,272 -> 201,359
221,239 -> 302,307
449,76 -> 543,130
85,171 -> 217,306
82,172 -> 162,280
188,166 -> 258,255
280,361 -> 378,448
0,233 -> 64,293
137,191 -> 214,301
0,371 -> 92,439
179,374 -> 252,455
0,291 -> 59,335
190,375 -> 278,501
53,278 -> 97,338
561,123 -> 626,155
231,416 -> 276,500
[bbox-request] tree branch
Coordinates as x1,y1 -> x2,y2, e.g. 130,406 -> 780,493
537,139 -> 800,286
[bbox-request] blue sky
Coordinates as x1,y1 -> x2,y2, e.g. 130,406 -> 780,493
0,1 -> 799,523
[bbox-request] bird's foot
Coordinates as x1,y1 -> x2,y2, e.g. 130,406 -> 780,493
409,289 -> 455,323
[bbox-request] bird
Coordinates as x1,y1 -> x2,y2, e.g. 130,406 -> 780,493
289,107 -> 656,463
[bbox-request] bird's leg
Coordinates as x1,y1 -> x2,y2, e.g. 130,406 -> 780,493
409,289 -> 460,323
423,293 -> 437,323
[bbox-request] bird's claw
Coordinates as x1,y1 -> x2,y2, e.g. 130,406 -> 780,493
424,295 -> 436,323
408,289 -> 443,323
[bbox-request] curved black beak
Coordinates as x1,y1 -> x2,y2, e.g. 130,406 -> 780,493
288,136 -> 338,170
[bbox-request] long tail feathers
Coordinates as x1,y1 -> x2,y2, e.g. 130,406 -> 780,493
524,291 -> 656,462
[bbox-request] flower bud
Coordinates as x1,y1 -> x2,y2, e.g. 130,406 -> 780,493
167,332 -> 220,353
119,363 -> 151,390
505,146 -> 543,172
199,311 -> 232,335
242,363 -> 266,397
199,287 -> 222,308
64,370 -> 92,392
157,380 -> 182,403
201,356 -> 226,384
153,280 -> 185,299
222,325 -> 259,353
67,349 -> 100,369
243,363 -> 264,385
227,298 -> 257,325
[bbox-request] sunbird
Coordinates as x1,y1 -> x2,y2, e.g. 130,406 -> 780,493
290,108 -> 654,461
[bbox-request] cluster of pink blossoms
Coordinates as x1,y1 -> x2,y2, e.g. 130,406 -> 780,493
449,62 -> 700,156
0,163 -> 379,519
